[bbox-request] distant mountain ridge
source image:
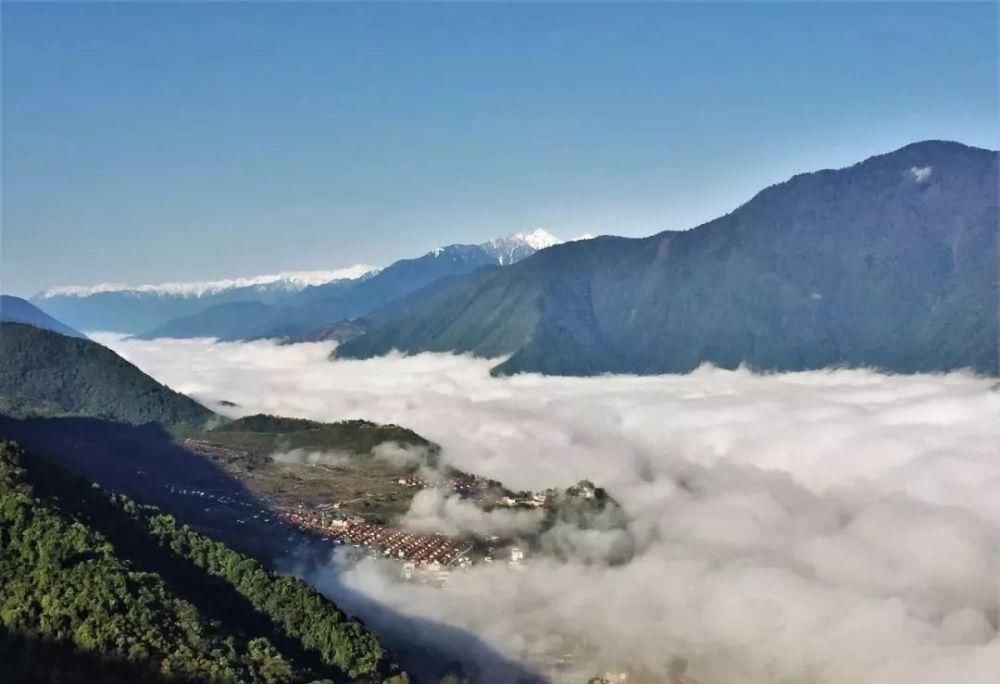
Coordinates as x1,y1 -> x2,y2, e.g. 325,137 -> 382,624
337,141 -> 1000,376
0,295 -> 86,339
137,230 -> 561,341
32,265 -> 377,334
37,264 -> 376,299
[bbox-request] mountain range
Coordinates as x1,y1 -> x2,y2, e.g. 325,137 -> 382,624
136,229 -> 560,340
336,141 -> 999,376
25,141 -> 999,378
32,230 -> 560,340
32,265 -> 376,335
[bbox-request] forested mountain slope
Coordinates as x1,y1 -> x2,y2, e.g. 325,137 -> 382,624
0,323 -> 213,425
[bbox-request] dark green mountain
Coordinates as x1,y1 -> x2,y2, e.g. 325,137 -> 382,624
0,438 -> 401,683
0,295 -> 86,339
337,141 -> 999,376
213,413 -> 433,451
0,322 -> 213,425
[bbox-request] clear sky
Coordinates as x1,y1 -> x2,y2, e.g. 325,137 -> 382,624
2,2 -> 997,296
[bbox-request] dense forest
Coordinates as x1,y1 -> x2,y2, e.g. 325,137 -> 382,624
0,323 -> 214,426
211,414 -> 434,455
0,438 -> 406,683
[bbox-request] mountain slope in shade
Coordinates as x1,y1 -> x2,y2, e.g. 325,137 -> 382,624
337,141 -> 999,376
32,266 -> 376,334
0,295 -> 86,339
141,230 -> 562,341
0,322 -> 214,425
140,301 -> 277,341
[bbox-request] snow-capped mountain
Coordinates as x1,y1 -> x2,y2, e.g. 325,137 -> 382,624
34,229 -> 563,339
426,229 -> 562,263
477,229 -> 562,265
32,265 -> 376,334
38,264 -> 376,299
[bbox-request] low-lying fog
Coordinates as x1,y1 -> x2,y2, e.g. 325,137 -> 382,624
96,334 -> 1000,683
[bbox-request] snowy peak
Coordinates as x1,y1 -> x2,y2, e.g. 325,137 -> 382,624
38,264 -> 378,299
515,228 -> 561,250
424,229 -> 562,265
478,228 -> 562,265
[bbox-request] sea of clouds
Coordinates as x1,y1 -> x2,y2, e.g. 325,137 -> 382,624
95,334 -> 1000,683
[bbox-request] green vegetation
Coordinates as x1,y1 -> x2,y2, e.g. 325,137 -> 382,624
212,414 -> 433,453
0,323 -> 214,426
0,438 -> 401,683
193,415 -> 437,523
212,414 -> 324,434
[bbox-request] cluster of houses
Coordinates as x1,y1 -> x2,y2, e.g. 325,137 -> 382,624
340,521 -> 473,567
448,472 -> 486,493
278,508 -> 474,569
398,471 -> 490,495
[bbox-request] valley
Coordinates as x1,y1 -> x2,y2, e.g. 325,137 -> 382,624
5,4 -> 998,682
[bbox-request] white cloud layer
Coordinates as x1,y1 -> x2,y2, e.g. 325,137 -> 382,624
402,488 -> 545,538
95,334 -> 1000,683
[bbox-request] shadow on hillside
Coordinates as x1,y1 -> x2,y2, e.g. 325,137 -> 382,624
0,414 -> 545,683
0,415 -> 232,495
0,624 -> 193,684
0,415 -> 276,551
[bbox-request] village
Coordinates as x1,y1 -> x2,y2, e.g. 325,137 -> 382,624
177,434 -> 610,582
164,461 -> 538,581
276,501 -> 530,582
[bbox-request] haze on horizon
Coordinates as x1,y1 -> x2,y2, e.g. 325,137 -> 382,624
2,1 -> 998,296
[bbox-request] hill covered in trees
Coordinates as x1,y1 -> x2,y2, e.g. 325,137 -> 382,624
0,323 -> 213,426
0,438 -> 405,683
212,414 -> 434,453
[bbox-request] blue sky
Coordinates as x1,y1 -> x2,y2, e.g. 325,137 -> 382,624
2,2 -> 997,296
